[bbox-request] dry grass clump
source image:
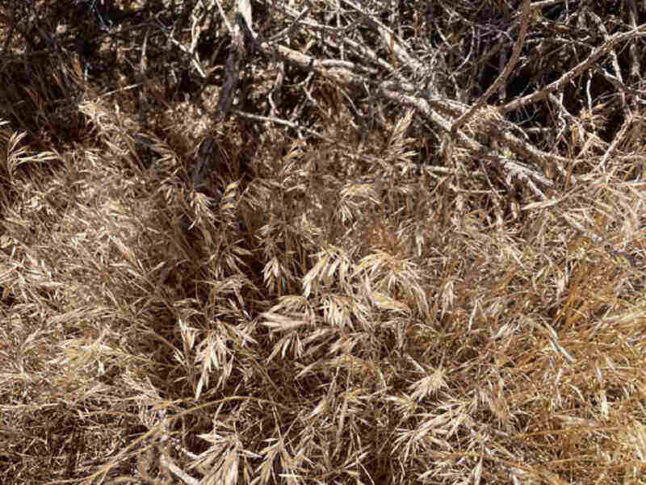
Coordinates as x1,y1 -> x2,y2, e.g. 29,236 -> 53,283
1,1 -> 645,484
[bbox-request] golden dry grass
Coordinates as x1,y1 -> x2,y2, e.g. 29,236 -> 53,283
1,2 -> 645,484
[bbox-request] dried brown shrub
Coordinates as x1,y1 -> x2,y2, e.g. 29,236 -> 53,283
0,0 -> 644,483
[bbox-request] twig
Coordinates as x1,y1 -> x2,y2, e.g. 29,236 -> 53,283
259,42 -> 364,83
487,122 -> 575,183
236,0 -> 255,38
379,89 -> 479,151
547,93 -> 592,143
261,40 -> 567,187
156,19 -> 207,78
484,154 -> 554,188
268,6 -> 311,43
340,0 -> 425,73
625,0 -> 642,85
232,110 -> 330,141
451,0 -> 532,136
501,26 -> 646,113
586,9 -> 631,118
94,83 -> 143,99
215,1 -> 256,117
599,113 -> 634,170
530,0 -> 566,8
214,0 -> 233,33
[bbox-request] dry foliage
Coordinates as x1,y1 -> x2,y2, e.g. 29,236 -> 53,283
0,1 -> 644,484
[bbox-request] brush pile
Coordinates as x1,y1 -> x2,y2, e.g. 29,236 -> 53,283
0,0 -> 644,483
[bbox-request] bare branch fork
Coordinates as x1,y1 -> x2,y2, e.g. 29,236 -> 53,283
257,40 -> 567,190
451,0 -> 532,136
217,0 -> 646,198
501,24 -> 646,114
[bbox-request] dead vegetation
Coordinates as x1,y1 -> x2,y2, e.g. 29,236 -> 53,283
0,0 -> 644,483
